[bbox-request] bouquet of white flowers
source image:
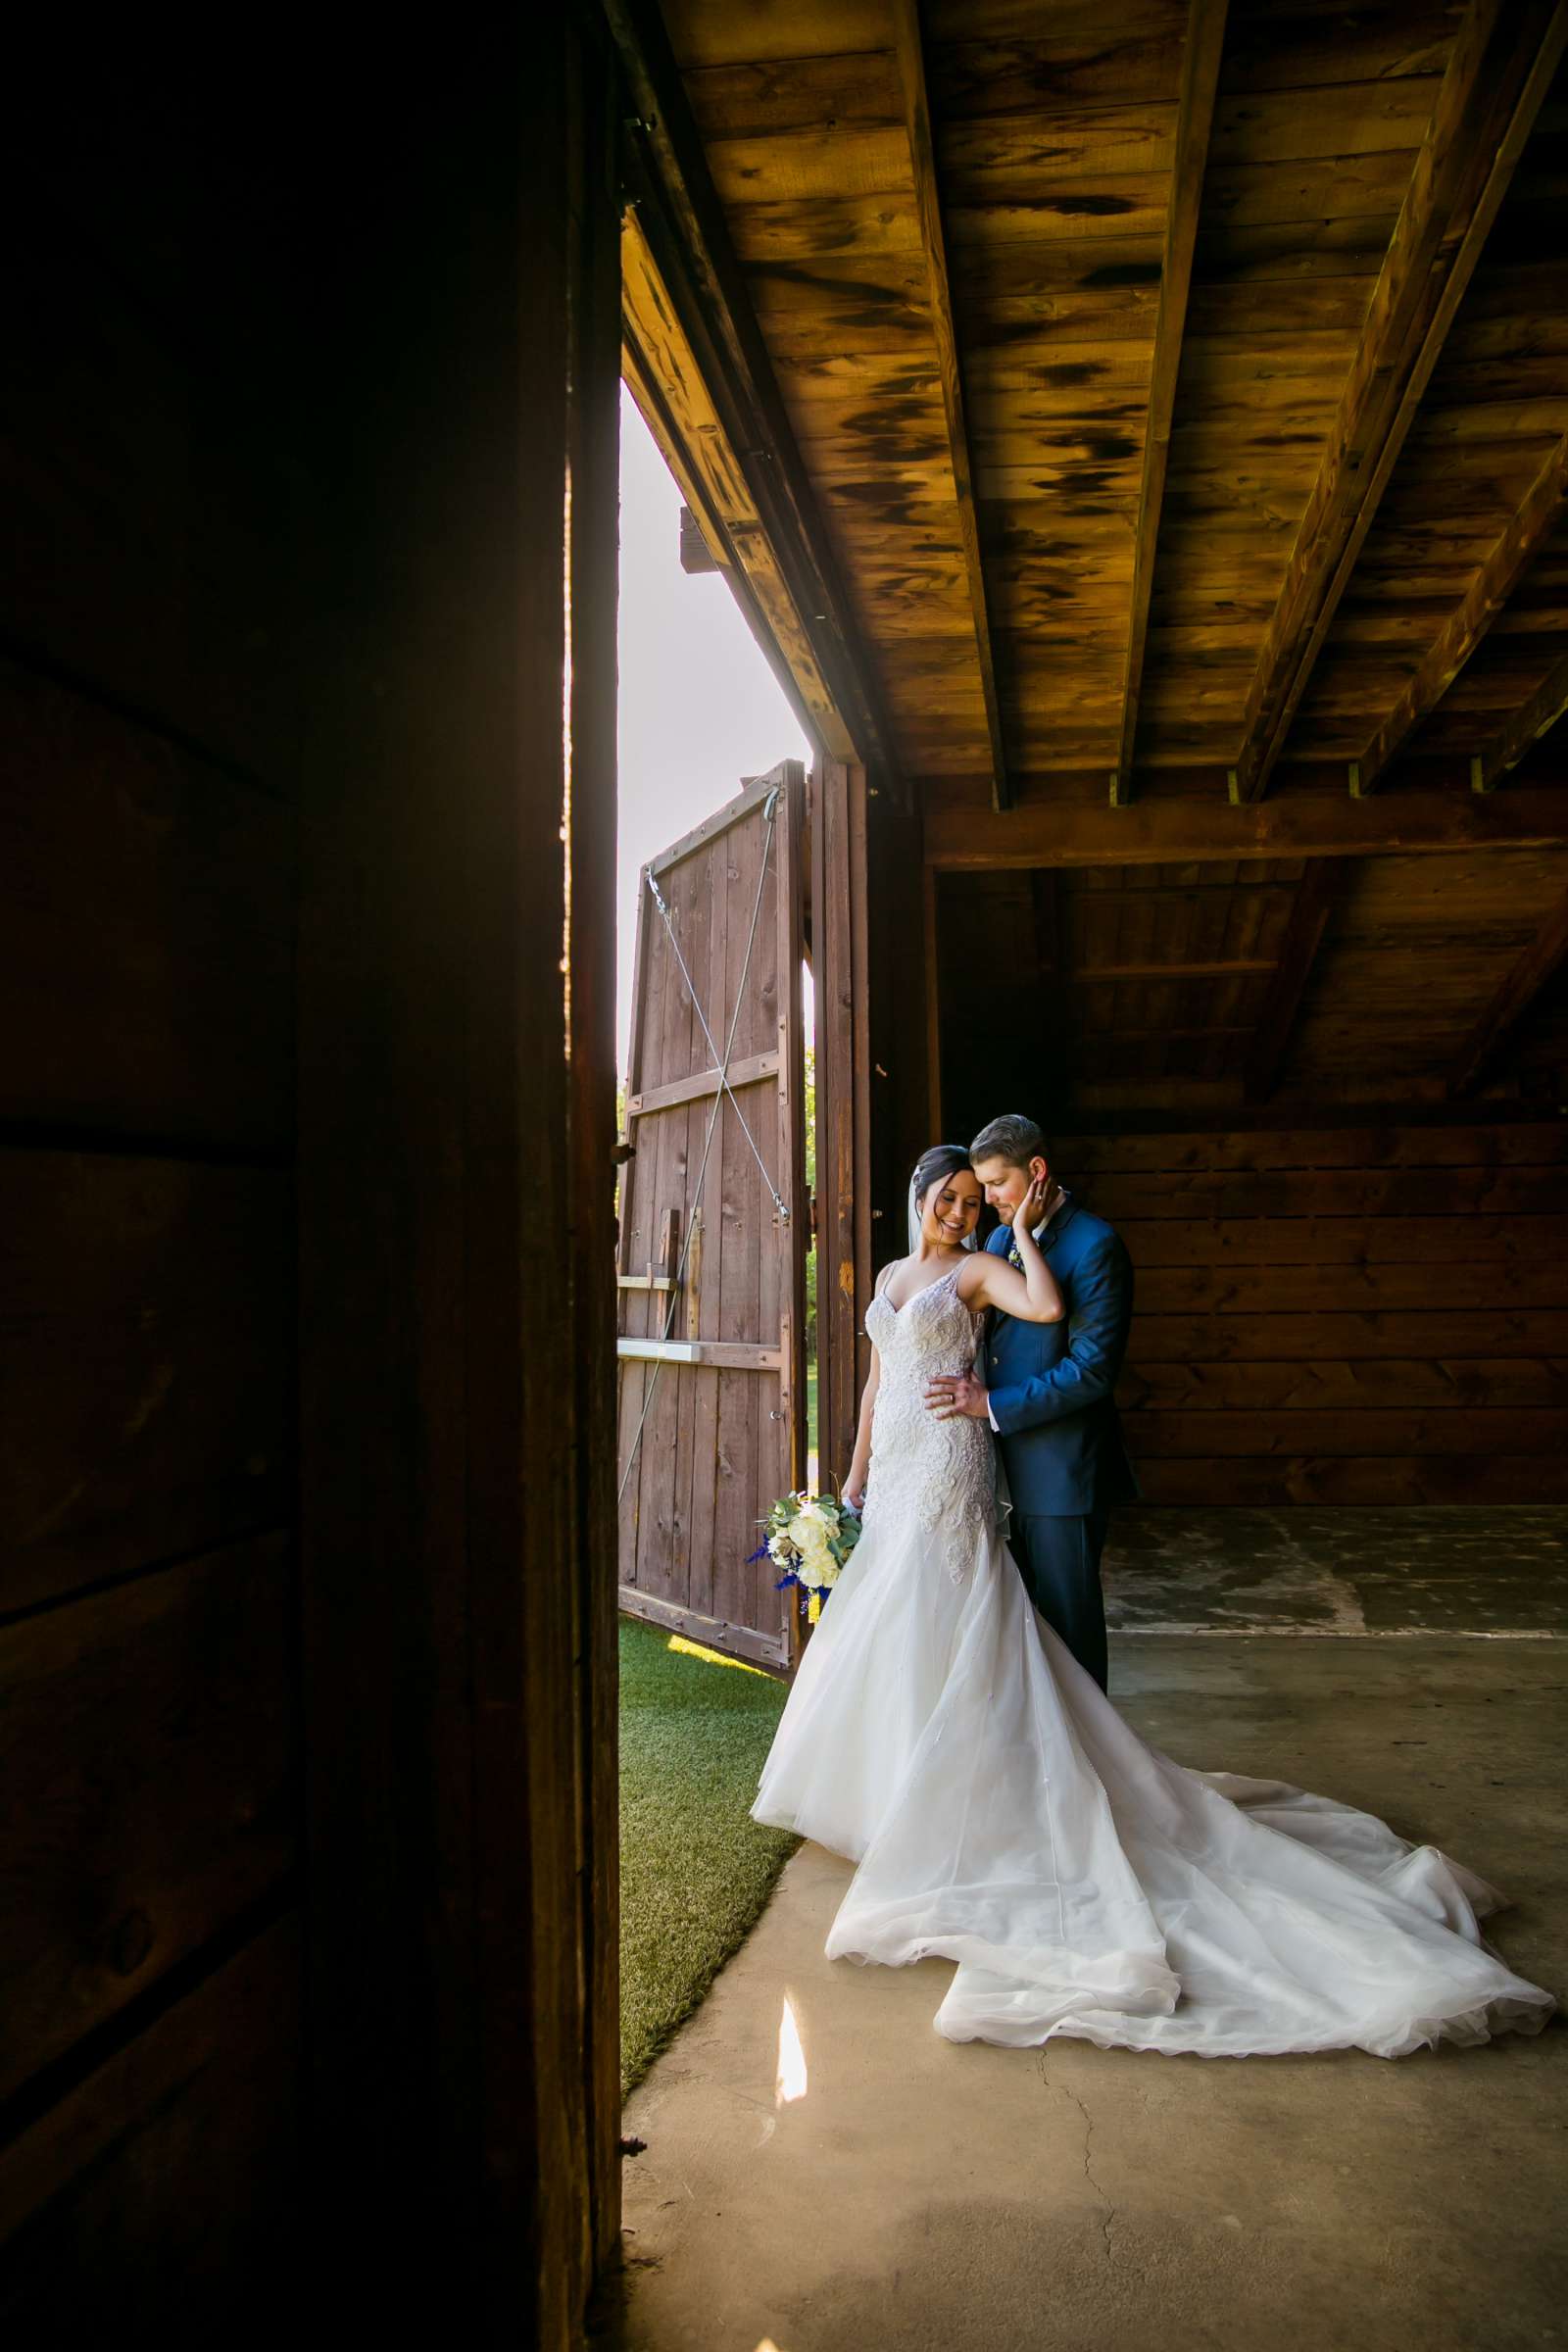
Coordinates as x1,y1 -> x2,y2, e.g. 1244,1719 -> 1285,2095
749,1490 -> 863,1624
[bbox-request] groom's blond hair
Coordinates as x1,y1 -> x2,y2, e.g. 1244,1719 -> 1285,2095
969,1113 -> 1048,1171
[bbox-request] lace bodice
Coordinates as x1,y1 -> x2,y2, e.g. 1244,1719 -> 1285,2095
863,1263 -> 995,1558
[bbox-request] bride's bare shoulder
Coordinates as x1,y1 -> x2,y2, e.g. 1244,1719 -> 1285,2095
874,1258 -> 905,1299
955,1250 -> 993,1303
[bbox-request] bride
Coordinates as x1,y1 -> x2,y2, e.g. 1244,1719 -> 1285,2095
752,1145 -> 1554,2058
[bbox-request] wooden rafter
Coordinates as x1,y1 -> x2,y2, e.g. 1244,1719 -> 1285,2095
1230,0 -> 1568,804
1470,649 -> 1568,795
925,784 -> 1568,870
1449,880 -> 1568,1096
1112,0 -> 1229,808
1354,431 -> 1568,795
604,0 -> 898,774
890,0 -> 1010,813
1241,862 -> 1340,1103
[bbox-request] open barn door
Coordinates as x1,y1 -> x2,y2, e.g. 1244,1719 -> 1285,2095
616,760 -> 808,1669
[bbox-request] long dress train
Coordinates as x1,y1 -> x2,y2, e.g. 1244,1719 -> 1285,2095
751,1265 -> 1554,2057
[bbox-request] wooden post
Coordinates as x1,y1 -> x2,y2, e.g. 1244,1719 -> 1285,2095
811,754 -> 873,1503
295,7 -> 621,2332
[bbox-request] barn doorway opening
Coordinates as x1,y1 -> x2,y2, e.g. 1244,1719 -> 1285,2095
614,383 -> 819,1658
612,381 -> 824,2093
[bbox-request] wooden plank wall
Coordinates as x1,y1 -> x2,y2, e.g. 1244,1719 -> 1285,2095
4,8 -> 623,2335
1,31 -> 304,2328
1056,1122 -> 1568,1504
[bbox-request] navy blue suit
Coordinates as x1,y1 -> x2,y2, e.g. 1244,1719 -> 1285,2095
983,1195 -> 1137,1690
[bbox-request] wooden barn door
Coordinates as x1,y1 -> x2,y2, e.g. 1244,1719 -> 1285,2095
617,761 -> 808,1669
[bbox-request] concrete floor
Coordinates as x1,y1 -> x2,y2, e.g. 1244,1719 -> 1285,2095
613,1514 -> 1567,2352
1104,1504 -> 1568,1640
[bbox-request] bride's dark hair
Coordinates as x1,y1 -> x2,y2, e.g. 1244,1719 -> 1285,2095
911,1143 -> 975,1206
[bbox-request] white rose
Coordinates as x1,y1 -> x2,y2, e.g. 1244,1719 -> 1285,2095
794,1516 -> 834,1584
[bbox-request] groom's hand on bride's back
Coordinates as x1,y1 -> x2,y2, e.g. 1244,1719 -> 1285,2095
925,1371 -> 990,1421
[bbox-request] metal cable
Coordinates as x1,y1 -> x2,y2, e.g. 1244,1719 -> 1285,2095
645,871 -> 789,1222
616,792 -> 784,1504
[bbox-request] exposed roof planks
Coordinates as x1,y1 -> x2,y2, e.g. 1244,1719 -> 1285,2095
639,0 -> 1568,828
1230,0 -> 1568,803
1352,429 -> 1568,792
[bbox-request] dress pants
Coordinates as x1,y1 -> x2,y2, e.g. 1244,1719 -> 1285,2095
1009,1504 -> 1111,1693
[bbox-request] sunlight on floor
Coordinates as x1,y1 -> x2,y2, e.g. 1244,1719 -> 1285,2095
665,1633 -> 772,1677
775,1991 -> 808,2106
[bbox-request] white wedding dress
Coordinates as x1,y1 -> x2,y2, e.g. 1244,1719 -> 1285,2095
752,1264 -> 1554,2057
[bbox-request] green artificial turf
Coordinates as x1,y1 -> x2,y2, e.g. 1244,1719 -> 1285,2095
618,1614 -> 799,2095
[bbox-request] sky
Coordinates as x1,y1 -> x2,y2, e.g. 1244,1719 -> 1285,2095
614,383 -> 810,1075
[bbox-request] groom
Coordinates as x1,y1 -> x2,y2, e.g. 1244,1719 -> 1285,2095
924,1113 -> 1137,1691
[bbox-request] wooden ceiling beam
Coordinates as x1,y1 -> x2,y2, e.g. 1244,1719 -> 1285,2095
925,785 -> 1568,870
1354,431 -> 1568,795
1470,650 -> 1568,796
890,0 -> 1010,814
1112,0 -> 1229,808
604,0 -> 899,776
1449,880 -> 1568,1096
1230,0 -> 1568,805
1241,862 -> 1341,1104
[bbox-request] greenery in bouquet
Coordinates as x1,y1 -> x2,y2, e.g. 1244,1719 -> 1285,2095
749,1489 -> 863,1624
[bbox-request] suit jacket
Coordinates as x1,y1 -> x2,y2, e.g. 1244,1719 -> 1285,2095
982,1194 -> 1139,1516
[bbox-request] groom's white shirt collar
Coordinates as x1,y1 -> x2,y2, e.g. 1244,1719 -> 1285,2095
1031,1184 -> 1072,1242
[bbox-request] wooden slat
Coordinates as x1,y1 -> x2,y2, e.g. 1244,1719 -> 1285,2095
1448,877 -> 1568,1094
1354,429 -> 1568,792
627,1047 -> 780,1117
1057,1122 -> 1568,1171
616,1586 -> 786,1672
645,768 -> 789,878
890,0 -> 1009,810
0,1533 -> 295,2102
1089,1164 -> 1565,1218
1136,1454 -> 1568,1505
1241,859 -> 1339,1102
0,661 -> 294,1153
1231,0 -> 1568,801
1469,647 -> 1568,794
1119,1356 -> 1568,1409
1128,1308 -> 1568,1360
0,1152 -> 293,1617
0,1917 -> 301,2329
1123,1405 -> 1568,1454
1134,1260 -> 1568,1311
615,1335 -> 778,1372
5,232 -> 303,788
923,783 -> 1568,868
1114,0 -> 1229,800
1117,1210 -> 1568,1264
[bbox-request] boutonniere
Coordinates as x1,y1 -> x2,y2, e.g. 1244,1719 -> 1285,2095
1006,1241 -> 1024,1273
